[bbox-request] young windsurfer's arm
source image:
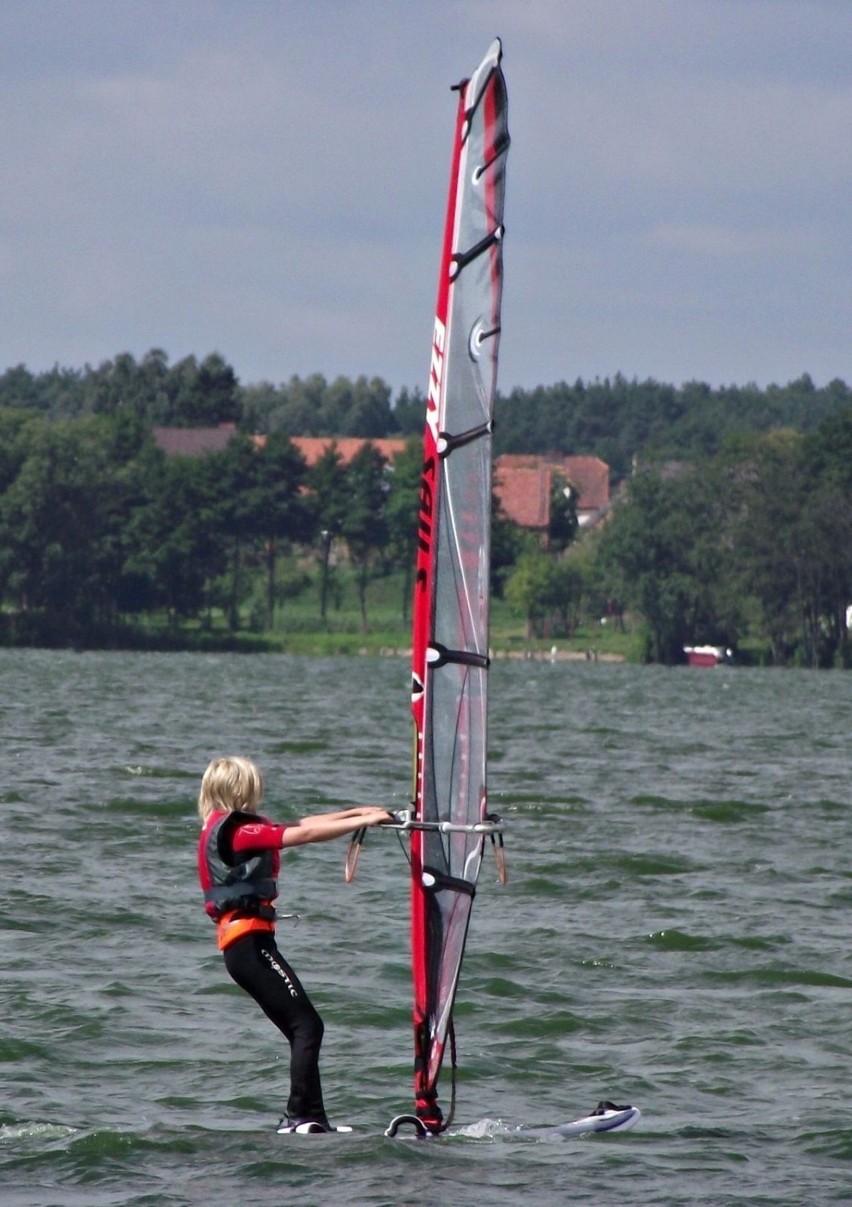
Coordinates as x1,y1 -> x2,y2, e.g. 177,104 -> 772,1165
280,806 -> 391,849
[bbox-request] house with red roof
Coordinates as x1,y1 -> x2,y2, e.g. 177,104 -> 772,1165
151,426 -> 610,538
493,453 -> 610,537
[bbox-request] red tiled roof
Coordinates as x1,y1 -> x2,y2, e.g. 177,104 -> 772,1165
494,453 -> 610,530
286,436 -> 406,466
560,455 -> 610,513
493,456 -> 551,529
152,428 -> 407,468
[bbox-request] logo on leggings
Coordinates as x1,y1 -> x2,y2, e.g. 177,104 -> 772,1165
262,949 -> 299,999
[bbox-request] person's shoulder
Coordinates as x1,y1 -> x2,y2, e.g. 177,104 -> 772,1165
228,814 -> 286,851
200,808 -> 228,833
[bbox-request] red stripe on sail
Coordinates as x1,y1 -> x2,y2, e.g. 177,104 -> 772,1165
409,78 -> 467,1127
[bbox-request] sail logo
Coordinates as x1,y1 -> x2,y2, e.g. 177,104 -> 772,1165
416,455 -> 436,591
415,313 -> 445,593
261,948 -> 300,999
426,315 -> 445,445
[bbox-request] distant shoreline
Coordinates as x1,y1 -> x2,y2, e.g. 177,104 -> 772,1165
0,637 -> 626,662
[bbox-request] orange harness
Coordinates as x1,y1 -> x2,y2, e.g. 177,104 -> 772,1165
216,908 -> 276,951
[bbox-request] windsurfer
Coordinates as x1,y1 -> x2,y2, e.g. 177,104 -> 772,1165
196,755 -> 390,1133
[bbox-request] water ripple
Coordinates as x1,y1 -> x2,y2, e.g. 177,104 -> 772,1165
0,653 -> 850,1204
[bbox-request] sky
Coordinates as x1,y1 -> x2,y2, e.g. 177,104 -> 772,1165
2,0 -> 851,396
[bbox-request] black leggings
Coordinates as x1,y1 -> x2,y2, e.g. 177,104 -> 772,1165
223,931 -> 326,1123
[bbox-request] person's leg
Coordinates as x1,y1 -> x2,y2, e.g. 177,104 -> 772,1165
223,932 -> 327,1123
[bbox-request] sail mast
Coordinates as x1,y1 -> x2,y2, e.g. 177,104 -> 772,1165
406,37 -> 509,1135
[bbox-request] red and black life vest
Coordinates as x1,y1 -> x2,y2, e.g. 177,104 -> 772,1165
199,810 -> 277,922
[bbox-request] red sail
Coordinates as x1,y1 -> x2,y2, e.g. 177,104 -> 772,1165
408,38 -> 509,1133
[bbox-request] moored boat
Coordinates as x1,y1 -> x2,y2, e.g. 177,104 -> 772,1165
684,644 -> 733,667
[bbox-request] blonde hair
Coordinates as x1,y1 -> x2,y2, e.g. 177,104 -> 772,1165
197,756 -> 265,822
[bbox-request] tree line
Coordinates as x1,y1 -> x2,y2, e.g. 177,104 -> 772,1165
3,352 -> 850,472
594,415 -> 852,667
0,350 -> 850,663
505,411 -> 851,668
0,352 -> 425,440
0,407 -> 432,645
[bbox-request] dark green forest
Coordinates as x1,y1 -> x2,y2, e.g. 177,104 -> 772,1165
0,350 -> 850,665
4,351 -> 849,475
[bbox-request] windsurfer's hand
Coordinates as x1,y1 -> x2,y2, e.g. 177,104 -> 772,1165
357,806 -> 395,827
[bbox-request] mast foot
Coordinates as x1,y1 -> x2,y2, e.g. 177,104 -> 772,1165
385,1114 -> 434,1139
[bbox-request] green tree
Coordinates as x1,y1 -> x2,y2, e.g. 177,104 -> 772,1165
542,557 -> 586,637
255,433 -> 312,628
504,548 -> 554,639
385,437 -> 424,621
309,444 -> 349,621
170,353 -> 240,427
339,376 -> 394,437
0,408 -> 41,494
82,351 -> 145,416
729,425 -> 852,667
802,408 -> 852,664
0,365 -> 43,410
392,386 -> 427,436
266,374 -> 329,435
549,471 -> 579,552
210,437 -> 259,630
238,380 -> 283,434
596,466 -> 737,663
341,443 -> 389,629
0,416 -> 131,638
123,446 -> 225,627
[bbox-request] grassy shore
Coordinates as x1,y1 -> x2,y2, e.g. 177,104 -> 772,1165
1,567 -> 649,659
119,569 -> 642,660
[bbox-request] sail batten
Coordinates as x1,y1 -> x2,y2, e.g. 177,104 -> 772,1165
406,37 -> 509,1134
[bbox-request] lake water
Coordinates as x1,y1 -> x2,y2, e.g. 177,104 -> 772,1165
1,650 -> 850,1205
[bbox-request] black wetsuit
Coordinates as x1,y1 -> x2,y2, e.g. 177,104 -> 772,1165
223,931 -> 327,1124
198,810 -> 328,1126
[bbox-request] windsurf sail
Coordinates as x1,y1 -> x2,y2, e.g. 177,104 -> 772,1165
394,37 -> 510,1136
